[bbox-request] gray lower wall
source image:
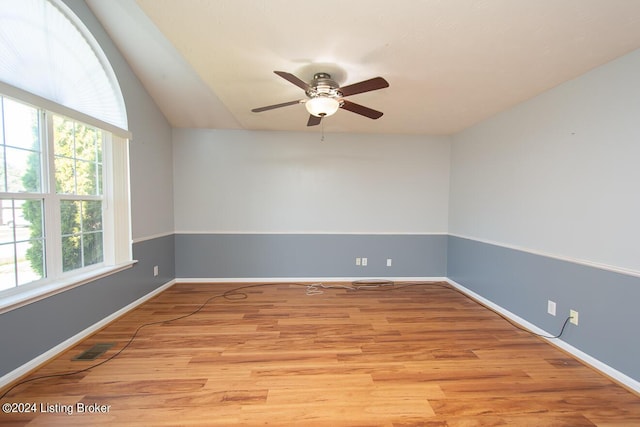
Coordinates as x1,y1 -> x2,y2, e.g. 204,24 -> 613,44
4,233 -> 639,387
176,233 -> 447,279
0,235 -> 175,378
447,235 -> 640,382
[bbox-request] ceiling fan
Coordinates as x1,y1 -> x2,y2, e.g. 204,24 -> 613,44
251,71 -> 389,126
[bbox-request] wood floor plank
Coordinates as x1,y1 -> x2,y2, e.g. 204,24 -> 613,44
1,281 -> 639,426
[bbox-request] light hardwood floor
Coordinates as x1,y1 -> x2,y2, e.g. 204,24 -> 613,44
2,282 -> 640,426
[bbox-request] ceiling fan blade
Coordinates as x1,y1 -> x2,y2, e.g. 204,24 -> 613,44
339,77 -> 389,97
340,100 -> 384,119
307,114 -> 322,126
251,100 -> 302,112
274,71 -> 311,91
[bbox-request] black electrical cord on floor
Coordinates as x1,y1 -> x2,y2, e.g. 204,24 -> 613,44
278,280 -> 574,341
534,315 -> 572,339
0,280 -> 573,400
415,281 -> 575,340
0,282 -> 286,400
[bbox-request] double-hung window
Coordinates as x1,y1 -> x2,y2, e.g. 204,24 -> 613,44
1,96 -> 46,288
53,114 -> 105,273
0,94 -> 131,308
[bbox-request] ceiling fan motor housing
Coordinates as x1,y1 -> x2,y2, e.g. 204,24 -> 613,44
306,72 -> 343,100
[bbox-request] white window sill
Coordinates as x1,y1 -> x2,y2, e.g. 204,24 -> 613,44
0,261 -> 137,314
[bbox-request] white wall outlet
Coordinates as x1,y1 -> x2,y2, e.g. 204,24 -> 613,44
570,309 -> 579,325
386,258 -> 392,267
153,265 -> 159,277
547,300 -> 556,316
356,257 -> 361,266
362,257 -> 368,266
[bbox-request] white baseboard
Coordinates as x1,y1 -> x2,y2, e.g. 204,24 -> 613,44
175,276 -> 447,284
0,279 -> 176,390
446,278 -> 640,395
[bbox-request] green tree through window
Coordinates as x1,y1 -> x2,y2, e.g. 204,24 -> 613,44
22,131 -> 45,277
53,116 -> 104,272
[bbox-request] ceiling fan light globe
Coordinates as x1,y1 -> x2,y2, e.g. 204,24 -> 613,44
305,97 -> 340,117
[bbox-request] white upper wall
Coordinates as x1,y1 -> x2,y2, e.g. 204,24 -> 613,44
173,129 -> 450,234
450,48 -> 640,273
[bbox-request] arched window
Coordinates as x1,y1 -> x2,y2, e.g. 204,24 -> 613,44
0,0 -> 132,312
0,0 -> 127,129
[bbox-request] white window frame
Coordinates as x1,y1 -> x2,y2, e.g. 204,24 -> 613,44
0,87 -> 133,314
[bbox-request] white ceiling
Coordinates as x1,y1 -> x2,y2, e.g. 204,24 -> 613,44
87,0 -> 640,135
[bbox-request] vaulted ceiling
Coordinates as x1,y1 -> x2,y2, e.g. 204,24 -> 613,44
87,0 -> 640,135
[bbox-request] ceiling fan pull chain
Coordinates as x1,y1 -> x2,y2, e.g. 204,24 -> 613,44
321,120 -> 325,142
